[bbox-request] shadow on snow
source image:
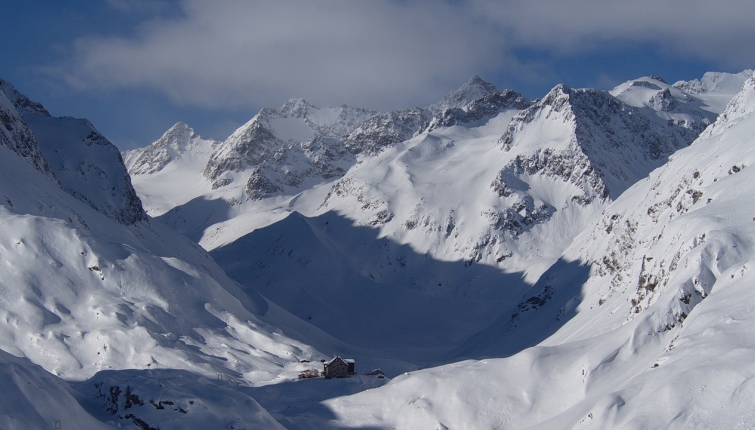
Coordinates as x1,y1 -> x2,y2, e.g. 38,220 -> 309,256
210,210 -> 591,368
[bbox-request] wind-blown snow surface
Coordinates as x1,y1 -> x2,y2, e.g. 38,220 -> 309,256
315,73 -> 755,429
0,82 -> 336,428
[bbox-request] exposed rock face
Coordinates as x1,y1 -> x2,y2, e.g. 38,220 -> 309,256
500,85 -> 689,200
205,119 -> 286,189
427,89 -> 531,131
201,98 -> 376,198
345,108 -> 431,155
172,77 -> 530,201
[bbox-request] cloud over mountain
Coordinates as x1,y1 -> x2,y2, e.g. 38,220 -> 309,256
59,0 -> 508,111
57,1 -> 755,113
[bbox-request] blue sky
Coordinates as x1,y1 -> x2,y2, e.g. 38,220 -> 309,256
1,0 -> 752,150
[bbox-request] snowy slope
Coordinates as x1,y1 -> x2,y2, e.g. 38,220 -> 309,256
610,76 -> 713,139
673,69 -> 754,114
314,72 -> 755,429
0,349 -> 112,430
610,72 -> 751,145
0,82 -> 337,428
314,83 -> 692,279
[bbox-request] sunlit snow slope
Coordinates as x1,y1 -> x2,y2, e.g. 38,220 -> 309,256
0,80 -> 332,428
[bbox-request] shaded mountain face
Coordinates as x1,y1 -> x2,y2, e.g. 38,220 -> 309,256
25,114 -> 148,225
0,349 -> 113,430
2,79 -> 147,225
0,81 -> 53,179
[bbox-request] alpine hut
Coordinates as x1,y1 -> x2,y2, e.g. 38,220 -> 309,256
323,356 -> 355,379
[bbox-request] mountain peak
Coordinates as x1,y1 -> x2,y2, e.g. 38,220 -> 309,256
279,97 -> 317,117
0,79 -> 50,116
534,84 -> 574,112
0,87 -> 55,178
160,121 -> 196,144
465,74 -> 493,88
430,75 -> 498,114
169,121 -> 192,131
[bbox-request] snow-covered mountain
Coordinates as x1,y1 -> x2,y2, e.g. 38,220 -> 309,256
5,67 -> 754,429
125,76 -> 528,216
118,70 -> 755,428
673,69 -> 755,113
0,80 -> 54,179
123,122 -> 217,216
316,71 -> 755,430
123,73 -> 749,366
3,79 -> 147,225
0,80 -> 337,428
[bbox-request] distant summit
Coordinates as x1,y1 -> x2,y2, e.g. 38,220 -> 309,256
429,75 -> 499,114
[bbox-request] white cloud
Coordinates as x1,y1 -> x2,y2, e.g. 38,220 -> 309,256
470,0 -> 755,65
59,0 -> 755,111
105,0 -> 172,14
61,0 -> 510,110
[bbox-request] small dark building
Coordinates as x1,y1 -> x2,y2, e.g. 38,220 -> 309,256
323,356 -> 355,379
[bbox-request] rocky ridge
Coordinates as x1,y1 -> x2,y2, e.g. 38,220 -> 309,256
499,84 -> 692,201
129,76 -> 531,203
